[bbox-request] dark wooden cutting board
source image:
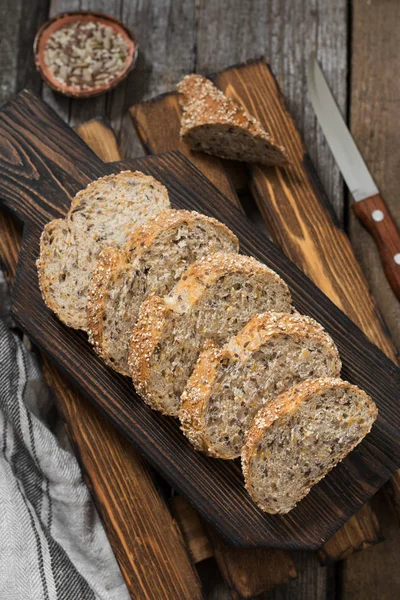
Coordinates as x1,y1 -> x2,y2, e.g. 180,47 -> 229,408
0,89 -> 399,550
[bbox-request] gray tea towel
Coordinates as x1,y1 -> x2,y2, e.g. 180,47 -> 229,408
0,273 -> 130,600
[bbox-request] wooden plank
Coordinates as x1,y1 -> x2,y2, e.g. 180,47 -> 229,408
1,92 -> 399,552
213,59 -> 386,562
205,527 -> 296,598
0,115 -> 202,599
114,0 -> 197,159
170,496 -> 214,564
341,2 -> 400,598
348,0 -> 400,351
214,61 -> 397,363
194,1 -> 371,577
195,0 -> 347,219
130,92 -> 298,598
43,359 -> 202,600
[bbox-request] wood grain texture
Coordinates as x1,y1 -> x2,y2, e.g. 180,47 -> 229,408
44,359 -> 202,600
0,115 -> 203,599
195,0 -> 347,219
205,526 -> 296,598
1,91 -> 400,550
349,0 -> 400,350
341,2 -> 400,598
170,496 -> 214,564
353,194 -> 400,302
75,119 -> 121,162
214,60 -> 398,365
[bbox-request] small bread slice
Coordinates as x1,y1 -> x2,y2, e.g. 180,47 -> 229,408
37,219 -> 81,328
37,171 -> 170,330
87,209 -> 239,375
177,74 -> 287,166
180,313 -> 341,459
129,253 -> 292,416
242,378 -> 378,514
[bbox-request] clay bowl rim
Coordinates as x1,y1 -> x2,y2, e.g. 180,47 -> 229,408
34,11 -> 138,99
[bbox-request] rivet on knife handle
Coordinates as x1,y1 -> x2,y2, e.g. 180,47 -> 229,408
352,194 -> 400,300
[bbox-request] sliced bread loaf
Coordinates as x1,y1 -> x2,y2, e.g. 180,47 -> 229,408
180,313 -> 341,459
87,209 -> 239,375
177,74 -> 287,166
37,171 -> 170,330
129,253 -> 292,416
242,378 -> 378,514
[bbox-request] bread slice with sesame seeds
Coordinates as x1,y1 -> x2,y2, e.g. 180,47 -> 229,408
242,378 -> 378,514
180,313 -> 342,460
87,209 -> 239,375
177,74 -> 288,166
37,171 -> 170,330
129,253 -> 292,417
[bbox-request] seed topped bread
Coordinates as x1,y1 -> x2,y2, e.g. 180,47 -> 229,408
177,74 -> 287,166
180,312 -> 341,459
37,171 -> 170,330
129,253 -> 292,416
87,209 -> 239,375
242,377 -> 378,514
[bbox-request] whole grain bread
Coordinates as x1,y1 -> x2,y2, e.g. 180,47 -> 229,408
180,312 -> 342,459
129,253 -> 292,416
177,74 -> 287,166
87,209 -> 239,375
242,377 -> 378,514
37,171 -> 170,330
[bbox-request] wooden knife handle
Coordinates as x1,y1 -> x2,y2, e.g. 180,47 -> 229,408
353,194 -> 400,301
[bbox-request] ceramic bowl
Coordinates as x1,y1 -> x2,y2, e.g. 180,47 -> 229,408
34,11 -> 138,98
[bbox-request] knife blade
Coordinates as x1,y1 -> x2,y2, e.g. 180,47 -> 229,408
307,53 -> 400,301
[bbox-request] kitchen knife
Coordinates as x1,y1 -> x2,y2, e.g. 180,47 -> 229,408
307,53 -> 400,301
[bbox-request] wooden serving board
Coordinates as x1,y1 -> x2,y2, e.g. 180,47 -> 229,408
0,90 -> 399,550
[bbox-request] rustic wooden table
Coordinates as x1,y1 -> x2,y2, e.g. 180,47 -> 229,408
1,1 -> 399,598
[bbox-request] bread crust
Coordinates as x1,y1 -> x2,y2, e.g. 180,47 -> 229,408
87,210 -> 239,374
37,218 -> 82,328
86,247 -> 126,370
177,74 -> 288,166
128,294 -> 173,414
242,377 -> 378,512
68,170 -> 168,218
124,208 -> 239,258
165,253 -> 291,315
180,313 -> 342,459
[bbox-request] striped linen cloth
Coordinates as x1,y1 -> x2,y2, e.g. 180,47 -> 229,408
0,273 -> 129,600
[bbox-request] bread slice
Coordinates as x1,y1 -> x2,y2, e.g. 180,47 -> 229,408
87,209 -> 239,375
242,378 -> 378,514
177,74 -> 287,166
37,171 -> 170,330
129,253 -> 292,416
37,219 -> 81,328
180,313 -> 342,459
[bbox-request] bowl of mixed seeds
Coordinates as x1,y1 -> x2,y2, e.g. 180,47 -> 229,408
34,11 -> 138,98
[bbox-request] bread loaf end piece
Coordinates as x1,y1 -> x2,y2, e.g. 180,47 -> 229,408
38,171 -> 170,330
177,74 -> 287,166
37,219 -> 85,329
